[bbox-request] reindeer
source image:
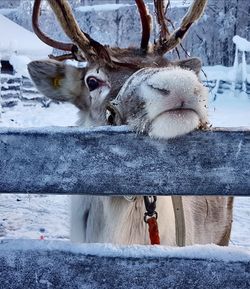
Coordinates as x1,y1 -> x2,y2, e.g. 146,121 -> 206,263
28,0 -> 233,246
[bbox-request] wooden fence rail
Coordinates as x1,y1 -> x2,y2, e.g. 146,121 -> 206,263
0,126 -> 249,195
0,127 -> 250,288
0,240 -> 249,289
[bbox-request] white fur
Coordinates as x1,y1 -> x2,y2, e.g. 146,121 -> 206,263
149,110 -> 200,139
113,67 -> 208,139
71,195 -> 177,245
141,68 -> 208,138
144,67 -> 208,124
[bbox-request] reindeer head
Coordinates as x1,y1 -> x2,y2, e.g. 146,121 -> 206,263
28,0 -> 208,138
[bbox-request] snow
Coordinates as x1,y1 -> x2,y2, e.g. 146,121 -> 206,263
202,64 -> 250,126
9,54 -> 31,78
76,1 -> 191,13
230,35 -> 250,90
0,102 -> 78,128
0,14 -> 52,61
231,197 -> 250,249
1,239 -> 249,262
0,195 -> 69,240
233,35 -> 250,52
76,3 -> 131,13
208,89 -> 250,127
0,8 -> 17,16
202,64 -> 250,85
200,36 -> 250,90
170,0 -> 192,7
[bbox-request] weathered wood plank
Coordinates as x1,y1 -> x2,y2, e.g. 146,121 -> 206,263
0,127 -> 249,196
0,240 -> 249,289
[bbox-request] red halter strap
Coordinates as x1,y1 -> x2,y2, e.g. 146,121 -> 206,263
144,196 -> 160,245
146,216 -> 160,245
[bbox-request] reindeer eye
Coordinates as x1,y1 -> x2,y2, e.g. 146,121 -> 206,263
86,77 -> 99,91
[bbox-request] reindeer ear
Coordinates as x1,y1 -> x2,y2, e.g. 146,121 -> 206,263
175,58 -> 202,75
27,60 -> 86,103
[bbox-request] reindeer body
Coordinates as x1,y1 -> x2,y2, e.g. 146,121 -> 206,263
71,195 -> 233,246
28,0 -> 233,246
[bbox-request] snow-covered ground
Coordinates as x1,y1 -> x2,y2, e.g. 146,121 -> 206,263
0,65 -> 249,249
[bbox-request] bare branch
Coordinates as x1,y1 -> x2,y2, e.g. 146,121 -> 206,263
155,0 -> 208,55
135,0 -> 152,53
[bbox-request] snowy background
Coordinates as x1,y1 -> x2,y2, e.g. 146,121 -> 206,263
0,0 -> 249,250
1,0 -> 249,66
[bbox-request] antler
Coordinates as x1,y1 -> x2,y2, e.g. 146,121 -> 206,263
32,0 -> 207,65
32,0 -> 74,52
33,0 -> 112,64
47,0 -> 98,62
135,0 -> 152,54
154,0 -> 170,45
154,0 -> 208,55
32,0 -> 153,66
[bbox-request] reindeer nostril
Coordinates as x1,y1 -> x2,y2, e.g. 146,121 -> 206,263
180,101 -> 185,108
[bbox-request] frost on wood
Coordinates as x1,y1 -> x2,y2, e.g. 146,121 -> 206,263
0,127 -> 249,196
0,240 -> 249,289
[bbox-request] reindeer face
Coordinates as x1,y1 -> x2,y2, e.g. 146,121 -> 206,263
27,61 -> 111,126
28,58 -> 208,138
110,67 -> 208,139
30,0 -> 209,138
28,60 -> 125,127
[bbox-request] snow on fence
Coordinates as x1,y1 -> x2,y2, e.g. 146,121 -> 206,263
0,126 -> 249,288
201,36 -> 250,96
233,35 -> 250,92
0,239 -> 249,289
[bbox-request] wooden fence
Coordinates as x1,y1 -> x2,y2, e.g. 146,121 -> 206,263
0,127 -> 249,289
0,126 -> 249,196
